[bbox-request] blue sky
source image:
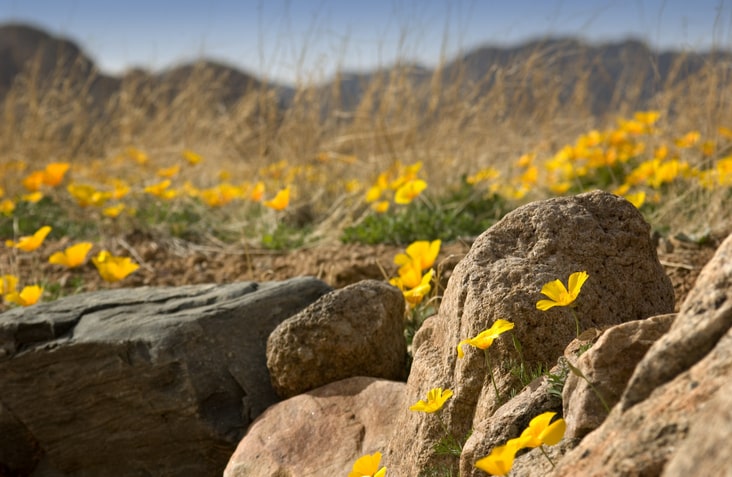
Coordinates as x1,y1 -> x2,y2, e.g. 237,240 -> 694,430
2,0 -> 731,85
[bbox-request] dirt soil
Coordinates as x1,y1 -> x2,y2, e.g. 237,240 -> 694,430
3,230 -> 725,313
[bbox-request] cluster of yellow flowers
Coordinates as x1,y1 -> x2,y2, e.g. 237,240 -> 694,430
364,161 -> 428,213
466,111 -> 732,209
388,239 -> 440,307
350,270 -> 590,475
0,148 -> 303,225
2,225 -> 139,307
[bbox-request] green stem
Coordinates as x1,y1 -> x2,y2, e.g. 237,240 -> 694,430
565,359 -> 611,414
436,414 -> 462,455
539,445 -> 556,469
484,348 -> 500,402
570,308 -> 580,338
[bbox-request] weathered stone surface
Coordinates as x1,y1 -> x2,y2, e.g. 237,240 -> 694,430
386,191 -> 675,475
0,278 -> 332,477
622,231 -> 732,410
662,379 -> 732,477
460,372 -> 563,477
562,313 -> 675,438
266,280 -> 407,398
224,376 -> 405,477
551,233 -> 732,476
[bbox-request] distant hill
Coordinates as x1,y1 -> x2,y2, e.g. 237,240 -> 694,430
0,23 -> 265,112
1,22 -> 729,119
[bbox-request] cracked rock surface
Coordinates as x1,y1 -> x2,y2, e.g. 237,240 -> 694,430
0,277 -> 331,477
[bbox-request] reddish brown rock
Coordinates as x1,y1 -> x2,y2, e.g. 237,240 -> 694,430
551,233 -> 732,476
562,313 -> 675,438
223,377 -> 405,477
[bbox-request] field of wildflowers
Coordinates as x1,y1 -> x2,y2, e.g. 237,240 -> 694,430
2,37 -> 731,474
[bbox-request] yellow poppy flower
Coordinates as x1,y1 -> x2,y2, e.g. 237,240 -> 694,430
263,187 -> 290,211
402,269 -> 434,307
394,239 -> 441,272
394,179 -> 427,204
7,226 -> 52,252
536,271 -> 589,311
0,274 -> 19,294
42,162 -> 71,187
92,251 -> 140,282
457,319 -> 515,358
182,149 -> 203,165
474,437 -> 523,475
517,411 -> 566,448
348,451 -> 387,477
48,242 -> 94,268
5,285 -> 43,306
409,387 -> 453,413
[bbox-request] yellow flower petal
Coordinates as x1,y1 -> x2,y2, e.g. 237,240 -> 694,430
48,242 -> 94,268
474,437 -> 523,475
456,319 -> 515,358
409,387 -> 453,413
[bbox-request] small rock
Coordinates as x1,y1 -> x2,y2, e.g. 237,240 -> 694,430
562,313 -> 675,438
267,280 -> 407,398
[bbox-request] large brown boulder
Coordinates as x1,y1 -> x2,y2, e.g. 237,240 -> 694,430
386,191 -> 675,475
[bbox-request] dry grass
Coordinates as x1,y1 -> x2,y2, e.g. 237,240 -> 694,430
1,38 -> 732,244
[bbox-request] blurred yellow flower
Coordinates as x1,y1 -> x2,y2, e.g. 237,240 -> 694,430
467,167 -> 500,185
394,179 -> 427,204
182,149 -> 203,165
48,242 -> 94,268
0,199 -> 15,215
371,200 -> 390,213
624,191 -> 646,209
156,165 -> 181,178
633,110 -> 661,126
402,268 -> 434,307
457,319 -> 515,358
103,203 -> 127,218
249,181 -> 265,202
409,387 -> 453,413
22,192 -> 44,203
0,275 -> 19,294
264,186 -> 290,211
42,162 -> 71,187
144,180 -> 177,200
68,184 -> 112,207
5,285 -> 43,306
474,438 -> 523,476
110,180 -> 131,199
536,271 -> 589,311
6,226 -> 52,252
517,411 -> 566,448
126,147 -> 148,165
365,184 -> 385,203
348,451 -> 386,477
22,171 -> 45,192
92,251 -> 140,282
394,240 -> 441,273
674,131 -> 701,148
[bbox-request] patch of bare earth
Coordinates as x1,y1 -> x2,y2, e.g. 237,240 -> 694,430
2,231 -> 723,313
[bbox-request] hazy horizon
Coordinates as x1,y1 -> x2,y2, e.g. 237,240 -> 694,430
2,0 -> 732,85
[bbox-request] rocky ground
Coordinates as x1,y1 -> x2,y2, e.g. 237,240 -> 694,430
1,230 -> 725,312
